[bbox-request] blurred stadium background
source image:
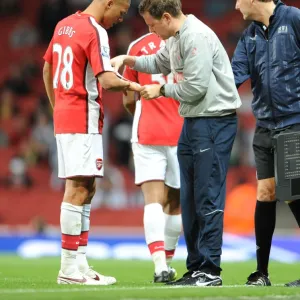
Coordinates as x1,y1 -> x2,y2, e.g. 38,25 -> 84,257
0,0 -> 299,263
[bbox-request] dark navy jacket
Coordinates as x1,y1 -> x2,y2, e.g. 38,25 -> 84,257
232,1 -> 300,129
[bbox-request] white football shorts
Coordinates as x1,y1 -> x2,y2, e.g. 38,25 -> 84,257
132,143 -> 180,189
56,133 -> 104,179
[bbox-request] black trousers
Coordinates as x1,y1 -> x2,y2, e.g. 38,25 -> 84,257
177,114 -> 237,275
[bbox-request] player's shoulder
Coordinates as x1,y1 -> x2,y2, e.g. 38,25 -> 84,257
56,13 -> 108,38
127,33 -> 163,56
86,16 -> 108,37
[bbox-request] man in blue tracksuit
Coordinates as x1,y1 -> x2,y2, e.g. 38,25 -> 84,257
232,0 -> 300,287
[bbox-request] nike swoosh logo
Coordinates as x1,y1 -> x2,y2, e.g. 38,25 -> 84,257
196,278 -> 221,286
200,148 -> 210,153
93,274 -> 100,281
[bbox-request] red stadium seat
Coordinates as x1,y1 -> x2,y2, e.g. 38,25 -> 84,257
0,147 -> 18,176
17,95 -> 39,117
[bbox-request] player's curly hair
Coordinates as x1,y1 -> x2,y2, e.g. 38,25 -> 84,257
138,0 -> 182,19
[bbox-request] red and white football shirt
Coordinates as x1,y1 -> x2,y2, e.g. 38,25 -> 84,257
123,33 -> 183,146
43,12 -> 113,134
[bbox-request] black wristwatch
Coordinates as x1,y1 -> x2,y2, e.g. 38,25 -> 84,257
160,84 -> 166,97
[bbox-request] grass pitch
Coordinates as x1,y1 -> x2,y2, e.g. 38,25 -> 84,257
1,256 -> 300,299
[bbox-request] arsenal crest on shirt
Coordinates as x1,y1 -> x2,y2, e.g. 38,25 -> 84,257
96,158 -> 103,170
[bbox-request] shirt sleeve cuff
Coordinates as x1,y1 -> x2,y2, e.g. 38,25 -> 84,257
164,83 -> 176,99
132,56 -> 143,70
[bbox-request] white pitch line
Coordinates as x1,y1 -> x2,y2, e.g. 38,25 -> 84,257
0,284 -> 288,294
123,297 -> 300,300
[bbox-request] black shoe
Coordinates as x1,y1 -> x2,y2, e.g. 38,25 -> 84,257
165,271 -> 193,285
285,279 -> 300,287
193,272 -> 222,287
245,271 -> 271,286
166,271 -> 222,287
154,271 -> 170,283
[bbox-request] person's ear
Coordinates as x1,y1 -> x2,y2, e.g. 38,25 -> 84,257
107,0 -> 114,9
162,13 -> 172,24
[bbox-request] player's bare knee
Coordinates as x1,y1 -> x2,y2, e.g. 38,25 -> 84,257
65,186 -> 89,205
257,178 -> 276,201
86,185 -> 96,204
168,188 -> 180,203
142,181 -> 165,205
144,195 -> 163,206
163,187 -> 180,213
64,178 -> 92,205
257,187 -> 276,201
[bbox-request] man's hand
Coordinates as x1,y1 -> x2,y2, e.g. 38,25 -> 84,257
111,55 -> 136,72
140,84 -> 161,100
110,55 -> 127,72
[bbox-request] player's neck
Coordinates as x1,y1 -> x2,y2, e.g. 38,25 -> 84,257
171,13 -> 187,36
82,2 -> 103,23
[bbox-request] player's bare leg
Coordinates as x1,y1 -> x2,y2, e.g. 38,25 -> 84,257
142,181 -> 169,282
163,186 -> 181,281
77,179 -> 95,274
58,177 -> 116,285
76,179 -> 116,285
58,177 -> 93,284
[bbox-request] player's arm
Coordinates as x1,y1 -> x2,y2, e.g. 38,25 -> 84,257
231,32 -> 250,89
87,30 -> 142,93
111,42 -> 171,76
97,71 -> 141,92
43,61 -> 55,109
122,46 -> 139,115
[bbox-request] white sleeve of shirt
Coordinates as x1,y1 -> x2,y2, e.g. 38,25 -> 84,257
90,17 -> 114,72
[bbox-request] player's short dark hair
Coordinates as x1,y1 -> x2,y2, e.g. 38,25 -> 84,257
138,0 -> 182,19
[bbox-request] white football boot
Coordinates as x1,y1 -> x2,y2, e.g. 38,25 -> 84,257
57,269 -> 109,285
82,267 -> 117,285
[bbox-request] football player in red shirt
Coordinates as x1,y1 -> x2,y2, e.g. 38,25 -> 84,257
123,33 -> 183,283
43,0 -> 142,285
